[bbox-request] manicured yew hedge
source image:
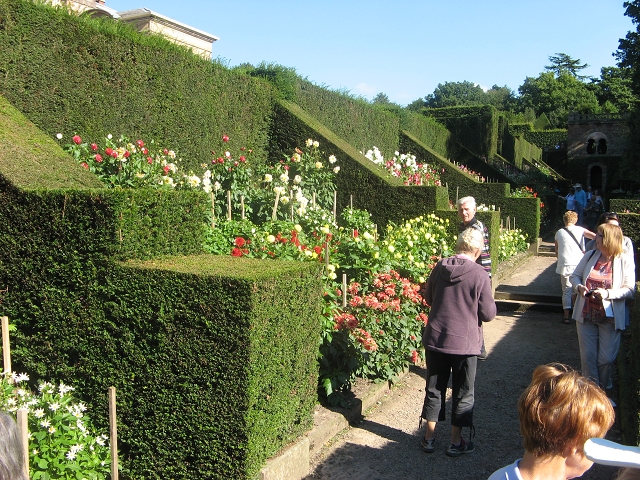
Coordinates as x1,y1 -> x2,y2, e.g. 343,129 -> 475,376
400,132 -> 540,242
271,100 -> 450,228
293,80 -> 400,158
0,0 -> 274,173
1,95 -> 324,479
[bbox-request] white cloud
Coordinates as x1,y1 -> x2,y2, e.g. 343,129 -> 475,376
354,82 -> 377,98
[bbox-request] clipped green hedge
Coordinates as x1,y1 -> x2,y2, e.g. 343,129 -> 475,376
524,130 -> 567,149
423,105 -> 500,159
270,100 -> 450,227
400,111 -> 453,159
0,0 -> 274,173
1,95 -> 323,479
292,80 -> 400,158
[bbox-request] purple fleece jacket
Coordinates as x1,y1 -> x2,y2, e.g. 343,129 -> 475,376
419,254 -> 497,355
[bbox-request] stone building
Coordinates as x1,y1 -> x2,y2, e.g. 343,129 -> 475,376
48,0 -> 219,59
566,112 -> 627,194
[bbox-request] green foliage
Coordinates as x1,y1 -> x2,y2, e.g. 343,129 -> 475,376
0,373 -> 111,479
497,227 -> 529,261
236,62 -> 300,101
545,53 -> 590,80
517,72 -> 601,128
0,0 -> 274,174
533,112 -> 551,130
593,66 -> 636,113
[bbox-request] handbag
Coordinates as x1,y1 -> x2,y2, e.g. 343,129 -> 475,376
562,227 -> 585,253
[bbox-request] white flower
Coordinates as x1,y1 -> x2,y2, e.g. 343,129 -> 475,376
320,225 -> 331,235
135,173 -> 146,179
56,133 -> 63,140
202,177 -> 211,187
40,419 -> 51,428
273,186 -> 286,195
95,435 -> 107,446
279,172 -> 289,183
293,175 -> 302,184
387,245 -> 395,253
203,184 -> 212,194
160,176 -> 175,186
327,264 -> 336,272
264,174 -> 273,183
266,235 -> 276,243
225,151 -> 231,158
315,162 -> 323,169
65,450 -> 76,461
213,181 -> 221,191
333,166 -> 340,173
291,153 -> 301,162
306,139 -> 313,147
188,175 -> 201,187
328,155 -> 337,164
294,224 -> 302,233
107,134 -> 113,140
328,272 -> 337,280
203,169 -> 211,179
168,150 -> 176,159
281,196 -> 289,204
34,409 -> 45,419
313,141 -> 319,148
16,389 -> 27,397
49,402 -> 60,412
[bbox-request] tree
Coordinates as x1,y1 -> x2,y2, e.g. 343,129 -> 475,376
424,81 -> 486,108
545,53 -> 590,80
615,0 -> 640,182
592,66 -> 636,113
484,85 -> 517,111
517,71 -> 600,127
372,92 -> 391,105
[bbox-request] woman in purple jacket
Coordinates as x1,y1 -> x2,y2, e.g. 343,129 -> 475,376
418,227 -> 497,457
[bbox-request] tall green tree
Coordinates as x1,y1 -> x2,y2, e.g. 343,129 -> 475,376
592,66 -> 636,113
424,80 -> 486,108
545,53 -> 590,80
517,71 -> 600,127
615,0 -> 640,181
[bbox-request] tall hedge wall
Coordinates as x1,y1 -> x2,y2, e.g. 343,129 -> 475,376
292,80 -> 400,158
270,100 -> 450,227
1,90 -> 324,479
422,105 -> 500,159
0,0 -> 274,172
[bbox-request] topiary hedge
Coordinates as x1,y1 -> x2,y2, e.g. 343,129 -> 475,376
0,0 -> 274,173
1,92 -> 324,479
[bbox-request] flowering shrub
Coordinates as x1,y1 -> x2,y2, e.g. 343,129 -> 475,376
0,372 -> 111,479
498,227 -> 529,261
453,163 -> 486,182
362,146 -> 443,186
58,133 -> 206,191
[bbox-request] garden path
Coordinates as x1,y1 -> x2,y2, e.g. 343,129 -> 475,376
305,255 -> 622,480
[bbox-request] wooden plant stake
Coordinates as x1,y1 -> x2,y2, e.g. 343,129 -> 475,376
272,191 -> 281,221
324,243 -> 330,271
312,193 -> 316,209
17,408 -> 28,478
2,316 -> 10,373
241,195 -> 245,220
342,274 -> 347,308
227,191 -> 232,221
290,190 -> 294,222
456,187 -> 459,204
210,192 -> 216,229
332,191 -> 337,222
350,194 -> 353,210
109,387 -> 119,480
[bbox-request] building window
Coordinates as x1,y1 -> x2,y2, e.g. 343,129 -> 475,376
587,138 -> 596,154
597,139 -> 607,154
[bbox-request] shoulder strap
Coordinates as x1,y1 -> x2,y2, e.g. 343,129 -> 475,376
562,227 -> 585,253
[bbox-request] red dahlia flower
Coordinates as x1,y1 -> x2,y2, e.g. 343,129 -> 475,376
72,135 -> 82,145
91,143 -> 98,151
222,135 -> 229,143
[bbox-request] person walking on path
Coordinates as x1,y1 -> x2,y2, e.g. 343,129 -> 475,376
458,196 -> 491,359
560,187 -> 577,212
418,228 -> 497,457
570,223 -> 635,396
487,364 -> 615,480
574,183 -> 588,226
555,211 -> 595,324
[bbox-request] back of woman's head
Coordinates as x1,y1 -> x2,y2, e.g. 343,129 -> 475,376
0,412 -> 27,480
518,364 -> 614,458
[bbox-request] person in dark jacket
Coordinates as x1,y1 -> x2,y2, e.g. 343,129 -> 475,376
418,227 -> 497,457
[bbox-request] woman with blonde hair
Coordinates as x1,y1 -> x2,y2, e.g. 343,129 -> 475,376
488,364 -> 615,479
570,223 -> 635,396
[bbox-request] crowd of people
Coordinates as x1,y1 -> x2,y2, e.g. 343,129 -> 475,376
414,194 -> 638,479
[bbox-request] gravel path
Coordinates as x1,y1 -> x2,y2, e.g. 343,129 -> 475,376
305,308 -> 622,480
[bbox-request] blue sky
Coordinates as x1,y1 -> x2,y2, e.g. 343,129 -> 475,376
103,0 -> 635,106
